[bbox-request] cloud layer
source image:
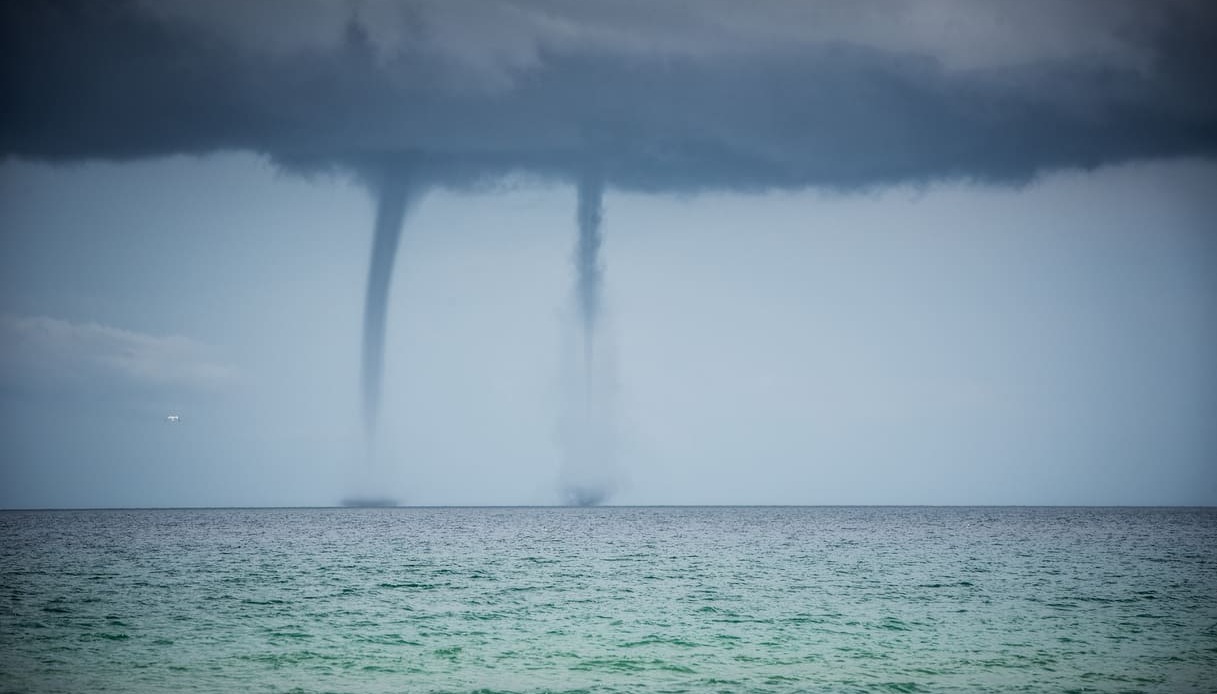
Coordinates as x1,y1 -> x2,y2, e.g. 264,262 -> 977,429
3,0 -> 1215,190
0,315 -> 234,393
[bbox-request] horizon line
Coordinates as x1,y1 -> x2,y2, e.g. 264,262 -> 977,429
2,503 -> 1215,512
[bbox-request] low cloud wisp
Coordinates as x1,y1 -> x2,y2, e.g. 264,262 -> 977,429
0,315 -> 234,393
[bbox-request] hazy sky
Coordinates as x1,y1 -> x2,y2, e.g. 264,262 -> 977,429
1,1 -> 1215,507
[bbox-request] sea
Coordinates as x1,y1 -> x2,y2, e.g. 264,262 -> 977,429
1,507 -> 1215,693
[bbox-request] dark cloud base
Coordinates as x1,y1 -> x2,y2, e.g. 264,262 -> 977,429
4,0 -> 1215,192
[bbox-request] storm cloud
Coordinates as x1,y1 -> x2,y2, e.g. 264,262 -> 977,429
4,0 -> 1215,189
3,1 -> 1216,507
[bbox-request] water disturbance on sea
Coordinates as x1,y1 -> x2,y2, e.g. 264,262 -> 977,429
2,507 -> 1215,693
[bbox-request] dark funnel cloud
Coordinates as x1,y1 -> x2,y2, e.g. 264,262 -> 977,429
564,169 -> 612,506
361,162 -> 415,445
575,170 -> 604,389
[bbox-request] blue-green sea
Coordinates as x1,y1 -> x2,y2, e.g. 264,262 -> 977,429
2,507 -> 1215,693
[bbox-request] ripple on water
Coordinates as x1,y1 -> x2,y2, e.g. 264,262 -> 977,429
1,506 -> 1215,693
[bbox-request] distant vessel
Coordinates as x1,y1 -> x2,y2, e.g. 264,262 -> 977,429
340,497 -> 399,508
166,414 -> 181,423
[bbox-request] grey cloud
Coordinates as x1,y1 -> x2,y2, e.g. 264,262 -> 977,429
3,0 -> 1214,190
0,315 -> 235,394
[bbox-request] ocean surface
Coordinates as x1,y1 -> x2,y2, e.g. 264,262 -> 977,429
1,506 -> 1215,693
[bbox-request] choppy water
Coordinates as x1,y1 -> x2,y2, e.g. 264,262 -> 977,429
2,507 -> 1215,693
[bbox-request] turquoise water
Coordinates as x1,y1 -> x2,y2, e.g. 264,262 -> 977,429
2,507 -> 1215,693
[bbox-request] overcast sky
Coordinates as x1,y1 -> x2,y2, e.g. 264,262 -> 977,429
1,1 -> 1215,507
